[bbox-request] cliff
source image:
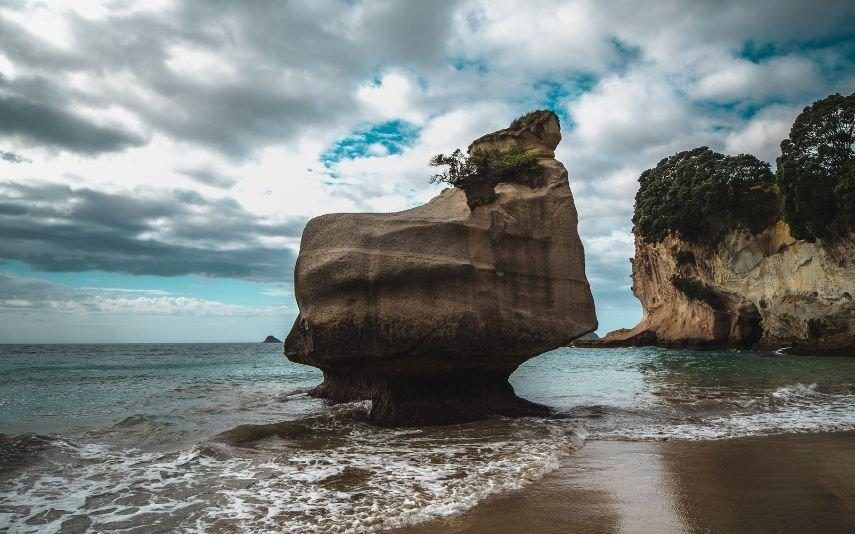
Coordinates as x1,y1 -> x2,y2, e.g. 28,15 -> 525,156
602,221 -> 854,355
284,110 -> 597,425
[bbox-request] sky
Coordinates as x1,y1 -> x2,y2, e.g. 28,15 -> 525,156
0,0 -> 853,343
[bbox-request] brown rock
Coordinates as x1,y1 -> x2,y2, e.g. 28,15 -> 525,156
284,110 -> 597,425
601,221 -> 855,355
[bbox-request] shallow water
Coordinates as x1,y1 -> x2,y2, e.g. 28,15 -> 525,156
1,344 -> 854,532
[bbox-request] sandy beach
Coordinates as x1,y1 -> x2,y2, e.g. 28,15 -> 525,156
399,432 -> 855,534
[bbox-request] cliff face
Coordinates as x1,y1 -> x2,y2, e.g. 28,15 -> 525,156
604,221 -> 854,355
285,111 -> 597,425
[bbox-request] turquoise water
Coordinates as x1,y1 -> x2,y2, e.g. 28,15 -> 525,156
0,344 -> 321,439
1,344 -> 854,532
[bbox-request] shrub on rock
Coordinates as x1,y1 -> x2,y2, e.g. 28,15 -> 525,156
429,146 -> 545,209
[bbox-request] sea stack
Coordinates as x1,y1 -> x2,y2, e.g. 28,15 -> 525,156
284,110 -> 597,425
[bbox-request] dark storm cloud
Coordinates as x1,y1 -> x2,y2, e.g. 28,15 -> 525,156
0,0 -> 462,158
0,183 -> 304,281
179,167 -> 239,189
130,0 -> 460,157
0,150 -> 29,163
0,92 -> 146,154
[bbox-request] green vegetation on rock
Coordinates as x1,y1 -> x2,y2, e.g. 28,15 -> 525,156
776,92 -> 854,241
429,147 -> 545,209
633,147 -> 775,244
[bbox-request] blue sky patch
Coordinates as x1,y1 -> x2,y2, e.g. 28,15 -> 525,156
449,57 -> 489,73
528,74 -> 597,129
320,120 -> 422,172
741,33 -> 855,62
1,260 -> 292,307
739,40 -> 778,63
695,99 -> 764,121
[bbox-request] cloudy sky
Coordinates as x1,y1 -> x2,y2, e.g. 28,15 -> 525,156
0,0 -> 853,342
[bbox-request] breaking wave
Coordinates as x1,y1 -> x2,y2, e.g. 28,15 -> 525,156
0,411 -> 584,533
580,382 -> 855,441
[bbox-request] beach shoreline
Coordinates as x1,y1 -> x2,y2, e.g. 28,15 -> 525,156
4,345 -> 854,532
397,431 -> 855,533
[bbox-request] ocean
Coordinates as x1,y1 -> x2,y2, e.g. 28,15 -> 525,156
1,344 -> 854,532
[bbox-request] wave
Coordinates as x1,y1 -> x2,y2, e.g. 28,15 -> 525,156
3,374 -> 854,532
578,382 -> 855,441
0,433 -> 62,472
112,414 -> 169,429
771,382 -> 822,402
0,412 -> 585,533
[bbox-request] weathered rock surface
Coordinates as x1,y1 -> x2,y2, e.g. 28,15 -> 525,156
285,111 -> 597,425
601,221 -> 854,355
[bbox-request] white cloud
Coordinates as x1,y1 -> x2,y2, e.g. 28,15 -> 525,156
357,72 -> 427,124
0,0 -> 852,339
80,287 -> 172,295
0,3 -> 75,50
725,105 -> 800,164
584,230 -> 635,265
82,295 -> 287,316
0,273 -> 287,317
165,43 -> 239,84
692,56 -> 820,102
453,0 -> 618,74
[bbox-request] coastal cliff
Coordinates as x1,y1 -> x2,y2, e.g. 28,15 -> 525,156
603,221 -> 854,354
285,110 -> 597,425
601,94 -> 854,356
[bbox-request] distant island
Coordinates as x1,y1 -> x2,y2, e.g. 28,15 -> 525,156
262,335 -> 282,343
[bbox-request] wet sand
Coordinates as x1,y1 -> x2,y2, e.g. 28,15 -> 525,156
397,432 -> 855,533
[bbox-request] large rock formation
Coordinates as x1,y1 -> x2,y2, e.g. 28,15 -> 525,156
285,111 -> 597,425
602,221 -> 854,355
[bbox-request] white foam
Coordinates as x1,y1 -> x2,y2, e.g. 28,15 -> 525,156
4,377 -> 854,531
590,383 -> 855,441
0,418 -> 584,533
771,382 -> 821,401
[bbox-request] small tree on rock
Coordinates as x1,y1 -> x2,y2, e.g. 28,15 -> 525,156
429,147 -> 545,209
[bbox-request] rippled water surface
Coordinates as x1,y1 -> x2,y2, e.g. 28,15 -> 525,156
1,344 -> 854,532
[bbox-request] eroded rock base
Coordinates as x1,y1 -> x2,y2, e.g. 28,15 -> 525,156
310,371 -> 550,426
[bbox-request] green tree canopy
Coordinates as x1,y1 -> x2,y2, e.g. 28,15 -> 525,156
776,92 -> 855,241
633,147 -> 775,244
429,147 -> 545,209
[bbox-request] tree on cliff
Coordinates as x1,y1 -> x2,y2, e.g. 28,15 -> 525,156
429,147 -> 545,209
633,147 -> 775,243
776,92 -> 855,241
